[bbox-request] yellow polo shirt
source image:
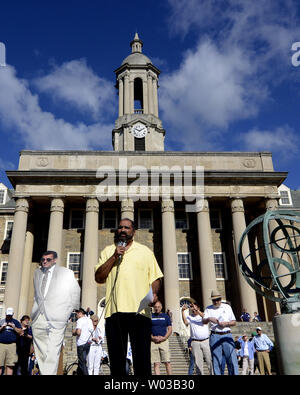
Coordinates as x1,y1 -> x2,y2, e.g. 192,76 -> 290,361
95,241 -> 163,319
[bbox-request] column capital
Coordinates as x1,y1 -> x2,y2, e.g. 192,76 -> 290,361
161,199 -> 174,213
231,198 -> 245,213
195,198 -> 209,213
86,197 -> 99,213
265,198 -> 279,211
121,198 -> 134,213
15,197 -> 30,214
50,197 -> 64,213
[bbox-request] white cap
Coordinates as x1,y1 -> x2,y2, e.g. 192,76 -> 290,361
6,307 -> 14,316
256,326 -> 262,331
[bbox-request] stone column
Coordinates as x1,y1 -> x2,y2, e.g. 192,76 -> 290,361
143,80 -> 148,114
18,222 -> 34,317
161,199 -> 181,334
152,78 -> 159,117
265,198 -> 284,314
130,79 -> 134,114
47,197 -> 64,265
231,198 -> 258,315
121,198 -> 134,221
196,199 -> 218,309
147,73 -> 154,115
124,74 -> 130,114
81,198 -> 99,312
118,77 -> 124,117
4,197 -> 29,314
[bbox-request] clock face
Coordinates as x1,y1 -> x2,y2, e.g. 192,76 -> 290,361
131,123 -> 148,138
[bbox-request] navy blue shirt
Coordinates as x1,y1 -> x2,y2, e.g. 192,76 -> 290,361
0,318 -> 22,344
151,313 -> 172,337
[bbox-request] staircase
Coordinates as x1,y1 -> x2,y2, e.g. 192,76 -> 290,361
62,322 -> 276,375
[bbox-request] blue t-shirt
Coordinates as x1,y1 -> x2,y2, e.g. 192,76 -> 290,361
0,318 -> 22,344
151,313 -> 172,337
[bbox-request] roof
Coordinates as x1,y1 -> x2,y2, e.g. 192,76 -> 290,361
121,52 -> 152,66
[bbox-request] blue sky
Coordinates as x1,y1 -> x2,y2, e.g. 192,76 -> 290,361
0,0 -> 300,190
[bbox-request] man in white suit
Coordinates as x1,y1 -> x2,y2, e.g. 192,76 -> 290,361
31,250 -> 80,375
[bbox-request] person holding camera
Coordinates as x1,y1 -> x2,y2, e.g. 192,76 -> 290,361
0,307 -> 22,375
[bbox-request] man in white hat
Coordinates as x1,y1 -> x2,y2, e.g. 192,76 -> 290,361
0,307 -> 22,375
203,290 -> 239,375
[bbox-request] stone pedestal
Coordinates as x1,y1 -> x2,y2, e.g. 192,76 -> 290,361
273,313 -> 300,375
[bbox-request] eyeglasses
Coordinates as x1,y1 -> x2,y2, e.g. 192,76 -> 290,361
40,258 -> 53,263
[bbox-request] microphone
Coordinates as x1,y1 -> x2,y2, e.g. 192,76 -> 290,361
118,240 -> 127,248
117,240 -> 127,264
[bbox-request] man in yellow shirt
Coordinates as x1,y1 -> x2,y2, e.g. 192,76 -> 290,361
95,218 -> 163,376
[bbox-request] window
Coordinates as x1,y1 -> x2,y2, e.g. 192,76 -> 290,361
70,210 -> 85,229
0,189 -> 5,205
138,209 -> 153,229
102,209 -> 118,229
177,253 -> 192,280
214,252 -> 227,280
4,221 -> 13,240
134,137 -> 145,151
210,210 -> 222,229
67,253 -> 82,281
175,210 -> 188,229
0,262 -> 8,286
279,190 -> 292,206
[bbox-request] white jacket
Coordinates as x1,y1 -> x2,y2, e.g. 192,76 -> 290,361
31,265 -> 80,329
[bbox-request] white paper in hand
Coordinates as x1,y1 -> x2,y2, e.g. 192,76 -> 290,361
137,286 -> 153,313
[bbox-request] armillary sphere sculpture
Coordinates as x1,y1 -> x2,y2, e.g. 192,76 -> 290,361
238,210 -> 300,314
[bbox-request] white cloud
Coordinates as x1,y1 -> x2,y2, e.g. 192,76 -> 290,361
0,158 -> 15,171
160,0 -> 300,150
34,59 -> 115,120
159,39 -> 267,150
0,65 -> 113,150
239,126 -> 299,157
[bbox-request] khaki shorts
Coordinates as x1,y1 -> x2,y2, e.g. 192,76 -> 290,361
0,343 -> 18,367
151,339 -> 170,363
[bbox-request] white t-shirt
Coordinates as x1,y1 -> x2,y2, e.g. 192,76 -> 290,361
186,315 -> 210,340
244,341 -> 249,357
76,316 -> 93,346
204,303 -> 236,333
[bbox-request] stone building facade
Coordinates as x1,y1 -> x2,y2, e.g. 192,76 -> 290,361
0,34 -> 293,333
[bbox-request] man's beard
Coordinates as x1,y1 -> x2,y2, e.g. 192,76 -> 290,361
118,232 -> 133,242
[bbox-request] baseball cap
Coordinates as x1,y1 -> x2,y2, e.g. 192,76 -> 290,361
256,326 -> 262,331
6,307 -> 14,316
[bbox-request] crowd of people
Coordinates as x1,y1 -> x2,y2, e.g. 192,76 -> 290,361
1,218 -> 277,376
181,300 -> 275,376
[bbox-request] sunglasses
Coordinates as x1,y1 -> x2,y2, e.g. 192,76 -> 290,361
212,298 -> 222,302
40,257 -> 53,263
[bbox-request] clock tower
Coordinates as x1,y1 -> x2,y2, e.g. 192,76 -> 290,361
112,33 -> 165,151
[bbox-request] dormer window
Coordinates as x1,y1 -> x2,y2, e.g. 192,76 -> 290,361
279,190 -> 292,206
